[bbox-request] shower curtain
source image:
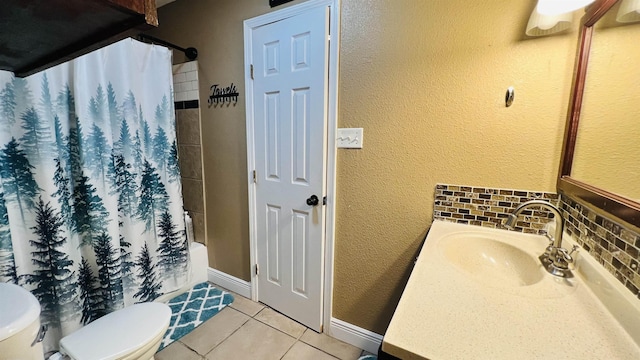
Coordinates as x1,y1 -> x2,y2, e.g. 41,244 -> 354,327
0,38 -> 189,353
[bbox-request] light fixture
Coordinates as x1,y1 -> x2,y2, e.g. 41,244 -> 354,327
617,0 -> 640,22
536,0 -> 596,15
526,6 -> 573,36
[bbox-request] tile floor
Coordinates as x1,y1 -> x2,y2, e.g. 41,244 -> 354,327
156,288 -> 373,360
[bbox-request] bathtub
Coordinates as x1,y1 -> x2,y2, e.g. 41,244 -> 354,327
155,242 -> 209,303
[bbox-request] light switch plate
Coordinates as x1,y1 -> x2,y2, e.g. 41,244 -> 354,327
336,128 -> 363,149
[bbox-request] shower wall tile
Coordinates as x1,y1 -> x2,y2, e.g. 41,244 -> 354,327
173,61 -> 199,102
182,178 -> 205,213
173,71 -> 205,245
178,144 -> 203,180
191,211 -> 205,244
433,183 -> 559,234
175,100 -> 199,110
177,109 -> 201,145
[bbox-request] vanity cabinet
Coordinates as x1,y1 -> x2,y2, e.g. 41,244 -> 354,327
0,0 -> 158,77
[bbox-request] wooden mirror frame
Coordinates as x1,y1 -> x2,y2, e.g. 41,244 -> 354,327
558,0 -> 640,229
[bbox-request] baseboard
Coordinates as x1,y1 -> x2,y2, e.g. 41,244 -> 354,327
329,317 -> 383,354
206,269 -> 382,353
207,267 -> 251,298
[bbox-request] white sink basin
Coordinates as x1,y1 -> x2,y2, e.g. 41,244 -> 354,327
439,232 -> 544,288
383,220 -> 640,360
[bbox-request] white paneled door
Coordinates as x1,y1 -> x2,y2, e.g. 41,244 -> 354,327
250,5 -> 329,331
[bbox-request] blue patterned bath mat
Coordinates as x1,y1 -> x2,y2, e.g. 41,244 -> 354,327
158,282 -> 234,351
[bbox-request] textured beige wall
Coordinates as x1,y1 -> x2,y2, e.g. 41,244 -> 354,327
334,0 -> 577,333
151,0 -> 578,334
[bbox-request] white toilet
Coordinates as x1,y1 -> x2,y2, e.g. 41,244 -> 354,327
0,283 -> 171,360
59,302 -> 171,360
0,282 -> 44,360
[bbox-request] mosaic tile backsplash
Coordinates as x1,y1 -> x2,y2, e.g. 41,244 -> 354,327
560,192 -> 640,298
433,184 -> 559,234
432,183 -> 640,302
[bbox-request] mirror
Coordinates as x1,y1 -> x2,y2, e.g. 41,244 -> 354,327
558,0 -> 640,228
571,2 -> 640,200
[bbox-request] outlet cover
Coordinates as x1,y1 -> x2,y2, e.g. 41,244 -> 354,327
336,128 -> 363,149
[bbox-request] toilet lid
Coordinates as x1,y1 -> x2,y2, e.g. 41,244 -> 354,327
0,283 -> 41,341
60,302 -> 171,360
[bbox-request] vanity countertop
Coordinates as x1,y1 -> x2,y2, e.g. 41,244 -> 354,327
382,220 -> 640,359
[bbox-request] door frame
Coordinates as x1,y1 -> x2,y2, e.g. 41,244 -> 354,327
243,0 -> 340,332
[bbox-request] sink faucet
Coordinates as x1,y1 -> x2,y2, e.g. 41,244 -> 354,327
504,200 -> 577,278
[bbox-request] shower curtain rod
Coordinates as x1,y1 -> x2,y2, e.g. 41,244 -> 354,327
137,34 -> 198,61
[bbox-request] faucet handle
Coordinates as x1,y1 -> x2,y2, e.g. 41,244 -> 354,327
540,230 -> 554,256
556,245 -> 578,265
568,245 -> 579,256
541,230 -> 554,243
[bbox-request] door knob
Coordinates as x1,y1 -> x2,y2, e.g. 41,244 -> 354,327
306,195 -> 319,206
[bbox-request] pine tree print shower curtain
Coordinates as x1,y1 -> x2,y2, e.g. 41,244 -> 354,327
0,39 -> 189,353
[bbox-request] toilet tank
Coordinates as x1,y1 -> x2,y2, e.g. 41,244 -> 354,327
0,283 -> 45,360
